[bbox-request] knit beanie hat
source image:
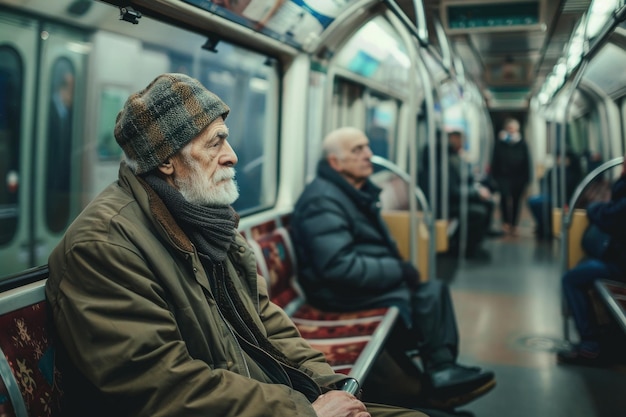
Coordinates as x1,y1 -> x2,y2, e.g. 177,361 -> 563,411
114,73 -> 230,174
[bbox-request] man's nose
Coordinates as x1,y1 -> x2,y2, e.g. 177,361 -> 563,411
220,140 -> 238,167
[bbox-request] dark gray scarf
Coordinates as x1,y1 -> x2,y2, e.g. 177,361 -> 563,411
144,174 -> 301,371
143,174 -> 238,262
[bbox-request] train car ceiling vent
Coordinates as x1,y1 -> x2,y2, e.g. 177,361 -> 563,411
441,0 -> 544,33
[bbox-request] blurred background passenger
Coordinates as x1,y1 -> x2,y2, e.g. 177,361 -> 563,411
527,149 -> 583,240
491,118 -> 531,236
558,155 -> 626,366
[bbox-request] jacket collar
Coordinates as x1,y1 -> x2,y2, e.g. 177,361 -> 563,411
316,160 -> 381,211
118,162 -> 195,253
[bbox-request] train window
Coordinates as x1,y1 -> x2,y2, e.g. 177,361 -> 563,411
97,86 -> 126,161
93,24 -> 278,215
0,46 -> 21,245
45,57 -> 75,233
365,94 -> 399,160
335,16 -> 411,96
197,47 -> 277,214
136,40 -> 278,214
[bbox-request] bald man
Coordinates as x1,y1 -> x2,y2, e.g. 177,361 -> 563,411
291,127 -> 495,410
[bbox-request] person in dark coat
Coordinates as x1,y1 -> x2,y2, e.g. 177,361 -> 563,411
527,150 -> 583,239
491,118 -> 531,236
419,131 -> 495,257
291,127 -> 495,409
557,157 -> 626,366
446,131 -> 495,257
46,59 -> 75,232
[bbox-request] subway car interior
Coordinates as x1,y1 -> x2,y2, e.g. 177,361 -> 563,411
1,0 -> 626,416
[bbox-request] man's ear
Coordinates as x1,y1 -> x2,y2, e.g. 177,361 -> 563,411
327,155 -> 342,172
157,158 -> 174,176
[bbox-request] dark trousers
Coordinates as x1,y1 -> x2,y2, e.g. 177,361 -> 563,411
528,194 -> 552,237
410,280 -> 459,368
450,199 -> 493,255
497,179 -> 526,227
562,258 -> 621,341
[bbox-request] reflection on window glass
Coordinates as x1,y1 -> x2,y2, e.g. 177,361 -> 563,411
198,48 -> 274,213
335,16 -> 410,94
46,57 -> 75,233
0,47 -> 21,245
365,95 -> 398,160
97,87 -> 127,161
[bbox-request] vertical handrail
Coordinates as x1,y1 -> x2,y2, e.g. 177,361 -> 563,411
371,155 -> 435,280
556,58 -> 588,342
415,52 -> 439,279
387,9 -> 421,278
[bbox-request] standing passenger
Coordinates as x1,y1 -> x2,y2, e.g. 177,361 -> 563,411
291,127 -> 496,409
46,59 -> 75,232
491,118 -> 531,236
45,73 -> 429,417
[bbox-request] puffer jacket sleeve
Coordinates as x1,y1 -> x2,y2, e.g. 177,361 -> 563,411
295,195 -> 405,291
48,241 -> 318,417
587,176 -> 626,237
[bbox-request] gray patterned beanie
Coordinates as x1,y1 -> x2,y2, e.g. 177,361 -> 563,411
114,73 -> 230,174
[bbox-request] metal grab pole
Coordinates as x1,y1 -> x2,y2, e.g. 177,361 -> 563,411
371,155 -> 435,280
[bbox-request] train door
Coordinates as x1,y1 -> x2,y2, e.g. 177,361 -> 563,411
0,12 -> 38,277
33,22 -> 88,268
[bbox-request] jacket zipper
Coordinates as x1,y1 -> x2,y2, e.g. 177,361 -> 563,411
204,291 -> 251,378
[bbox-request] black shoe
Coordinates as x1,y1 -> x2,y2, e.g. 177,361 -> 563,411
426,364 -> 496,408
486,229 -> 504,238
557,346 -> 607,367
465,247 -> 491,260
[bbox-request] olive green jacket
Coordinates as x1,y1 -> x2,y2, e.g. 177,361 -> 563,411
46,163 -> 346,417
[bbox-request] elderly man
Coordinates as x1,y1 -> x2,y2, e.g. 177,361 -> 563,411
45,74 -> 428,417
291,127 -> 495,409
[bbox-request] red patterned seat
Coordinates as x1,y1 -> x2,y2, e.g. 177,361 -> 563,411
594,279 -> 626,336
247,218 -> 399,382
0,276 -> 63,417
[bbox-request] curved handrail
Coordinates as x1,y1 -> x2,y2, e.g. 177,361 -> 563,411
559,156 -> 622,342
371,155 -> 435,279
563,156 -> 623,225
561,156 -> 622,272
371,156 -> 433,218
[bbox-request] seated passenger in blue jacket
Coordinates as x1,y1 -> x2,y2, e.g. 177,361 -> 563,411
558,156 -> 626,366
45,74 -> 429,417
291,127 -> 496,409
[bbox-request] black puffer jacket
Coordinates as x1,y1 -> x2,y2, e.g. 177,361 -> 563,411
291,160 -> 412,312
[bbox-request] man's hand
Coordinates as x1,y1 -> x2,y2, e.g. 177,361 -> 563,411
312,390 -> 371,417
478,185 -> 492,201
400,261 -> 420,290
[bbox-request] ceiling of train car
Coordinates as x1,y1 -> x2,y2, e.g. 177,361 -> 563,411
416,0 -> 591,110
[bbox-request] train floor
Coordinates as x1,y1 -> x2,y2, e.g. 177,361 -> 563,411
362,211 -> 626,416
443,219 -> 626,417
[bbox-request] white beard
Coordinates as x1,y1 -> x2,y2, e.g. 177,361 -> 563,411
175,161 -> 240,206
